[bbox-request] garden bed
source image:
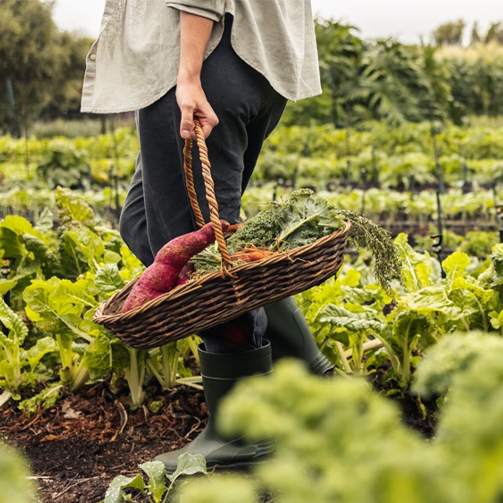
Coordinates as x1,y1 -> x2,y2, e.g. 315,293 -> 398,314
0,383 -> 207,503
0,373 -> 438,503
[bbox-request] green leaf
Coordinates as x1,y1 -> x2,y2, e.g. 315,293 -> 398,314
274,189 -> 344,248
0,279 -> 18,296
104,474 -> 145,503
394,233 -> 435,291
64,228 -> 104,268
443,252 -> 470,290
490,310 -> 503,330
405,285 -> 474,321
34,207 -> 54,233
95,263 -> 125,295
23,278 -> 94,342
0,215 -> 39,238
25,336 -> 57,370
111,341 -> 130,370
139,461 -> 167,503
416,262 -> 433,288
0,227 -> 26,262
59,232 -> 89,280
392,311 -> 435,356
167,453 -> 207,483
0,297 -> 28,346
55,187 -> 96,227
21,233 -> 61,278
320,304 -> 386,333
103,250 -> 121,265
18,383 -> 63,415
82,332 -> 112,381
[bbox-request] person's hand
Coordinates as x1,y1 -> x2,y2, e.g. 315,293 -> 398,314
176,79 -> 219,140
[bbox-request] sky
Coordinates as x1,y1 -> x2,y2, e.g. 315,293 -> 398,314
52,0 -> 501,44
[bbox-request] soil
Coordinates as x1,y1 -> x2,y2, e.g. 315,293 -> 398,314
0,383 -> 207,503
369,369 -> 439,439
1,372 -> 438,503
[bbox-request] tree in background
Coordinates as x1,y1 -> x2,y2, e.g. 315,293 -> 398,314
0,0 -> 91,136
360,39 -> 425,124
439,44 -> 503,117
484,22 -> 503,45
43,32 -> 94,120
432,20 -> 466,46
292,20 -> 454,128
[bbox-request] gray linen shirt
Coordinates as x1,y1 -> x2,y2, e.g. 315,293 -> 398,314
81,0 -> 322,114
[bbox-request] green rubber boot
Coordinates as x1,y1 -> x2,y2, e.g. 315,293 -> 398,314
155,341 -> 273,473
264,297 -> 334,375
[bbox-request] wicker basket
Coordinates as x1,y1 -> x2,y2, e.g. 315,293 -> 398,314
93,121 -> 350,350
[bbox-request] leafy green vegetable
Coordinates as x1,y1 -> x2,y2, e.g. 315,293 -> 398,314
102,454 -> 206,503
18,382 -> 63,415
0,297 -> 56,399
193,189 -> 402,293
0,441 -> 36,503
104,474 -> 145,503
181,345 -> 503,503
227,189 -> 344,252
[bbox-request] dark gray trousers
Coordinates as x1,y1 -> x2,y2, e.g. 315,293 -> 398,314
119,17 -> 287,353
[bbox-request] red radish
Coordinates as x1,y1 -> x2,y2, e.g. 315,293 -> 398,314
121,220 -> 229,312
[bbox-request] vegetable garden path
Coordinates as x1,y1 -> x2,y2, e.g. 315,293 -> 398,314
0,373 -> 438,503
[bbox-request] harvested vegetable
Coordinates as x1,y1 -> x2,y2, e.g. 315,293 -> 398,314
121,220 -> 229,312
191,190 -> 402,293
231,246 -> 277,263
175,262 -> 195,287
227,189 -> 345,254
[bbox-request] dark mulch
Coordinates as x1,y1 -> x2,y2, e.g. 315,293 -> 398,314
370,369 -> 439,439
0,383 -> 207,503
0,368 -> 439,503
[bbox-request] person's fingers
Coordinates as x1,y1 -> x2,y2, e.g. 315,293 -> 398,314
196,110 -> 219,139
180,104 -> 194,139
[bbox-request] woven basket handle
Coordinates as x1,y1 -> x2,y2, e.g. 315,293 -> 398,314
183,120 -> 233,270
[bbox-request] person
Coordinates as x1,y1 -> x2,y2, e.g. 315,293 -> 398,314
82,0 -> 333,472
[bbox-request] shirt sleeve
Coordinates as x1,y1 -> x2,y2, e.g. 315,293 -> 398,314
166,1 -> 226,23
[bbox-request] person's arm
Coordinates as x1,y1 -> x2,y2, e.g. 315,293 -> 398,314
175,11 -> 219,140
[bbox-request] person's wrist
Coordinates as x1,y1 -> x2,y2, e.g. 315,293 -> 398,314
177,68 -> 202,85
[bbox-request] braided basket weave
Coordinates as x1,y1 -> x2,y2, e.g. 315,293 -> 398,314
93,121 -> 350,349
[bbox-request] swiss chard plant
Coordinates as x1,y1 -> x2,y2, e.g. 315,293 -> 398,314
0,296 -> 55,406
0,188 -> 202,409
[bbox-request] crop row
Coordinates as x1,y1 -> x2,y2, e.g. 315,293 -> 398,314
1,122 -> 503,191
2,187 -> 503,502
0,186 -> 502,408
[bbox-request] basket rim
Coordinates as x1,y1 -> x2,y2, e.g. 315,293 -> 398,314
94,220 -> 351,324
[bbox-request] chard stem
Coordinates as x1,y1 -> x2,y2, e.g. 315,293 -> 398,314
146,359 -> 165,389
372,332 -> 401,375
0,390 -> 12,408
70,364 -> 90,392
160,344 -> 174,389
335,341 -> 352,374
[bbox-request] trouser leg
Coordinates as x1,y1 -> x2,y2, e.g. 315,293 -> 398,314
119,152 -> 155,267
119,18 -> 287,354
